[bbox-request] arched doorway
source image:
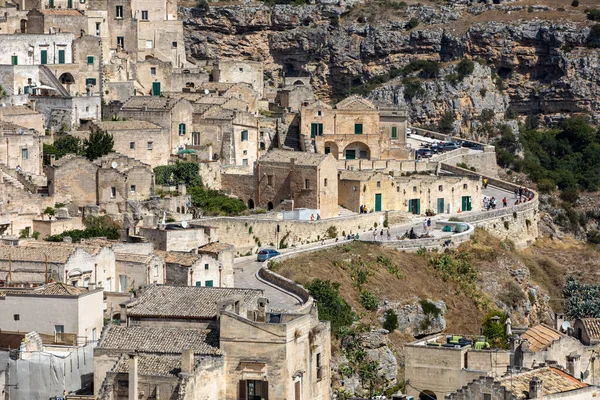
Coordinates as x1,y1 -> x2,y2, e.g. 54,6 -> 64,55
324,141 -> 339,159
343,142 -> 370,160
267,201 -> 273,210
248,199 -> 255,209
419,390 -> 437,400
20,19 -> 26,33
59,72 -> 75,93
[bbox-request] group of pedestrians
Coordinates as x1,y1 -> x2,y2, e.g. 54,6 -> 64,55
514,187 -> 534,204
372,227 -> 392,241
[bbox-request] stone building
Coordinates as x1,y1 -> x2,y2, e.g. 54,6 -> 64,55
138,223 -> 219,252
45,153 -> 98,208
213,60 -> 264,98
277,76 -> 315,112
405,334 -> 511,400
513,324 -> 591,383
94,284 -> 331,400
572,318 -> 600,346
300,96 -> 409,161
90,120 -> 170,168
0,241 -> 116,288
117,96 -> 193,155
197,82 -> 260,114
337,170 -> 482,215
159,242 -> 234,288
0,282 -> 103,341
222,150 -> 339,218
26,9 -> 88,36
0,105 -> 45,133
445,367 -> 597,400
114,252 -> 165,292
0,121 -> 43,176
135,58 -> 208,95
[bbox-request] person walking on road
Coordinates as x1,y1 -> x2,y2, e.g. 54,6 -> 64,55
387,228 -> 391,241
427,218 -> 432,232
483,178 -> 488,189
423,219 -> 428,234
373,230 -> 377,241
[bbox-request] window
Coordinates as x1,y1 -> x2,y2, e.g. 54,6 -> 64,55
239,67 -> 243,72
21,148 -> 28,160
391,126 -> 397,138
150,67 -> 156,75
86,78 -> 97,86
146,40 -> 153,49
324,178 -> 328,187
195,281 -> 201,287
172,41 -> 177,48
83,278 -> 89,287
179,123 -> 186,135
397,186 -> 400,192
260,142 -> 265,150
141,10 -> 148,20
147,141 -> 153,150
376,181 -> 381,188
413,186 -> 417,192
325,146 -> 331,154
55,325 -> 64,334
13,314 -> 19,321
11,55 -> 18,65
95,22 -> 101,36
87,55 -> 94,64
205,280 -> 213,287
241,130 -> 248,141
67,0 -> 72,8
129,141 -> 135,149
354,123 -> 363,134
153,265 -> 158,277
110,187 -> 116,198
204,263 -> 209,270
242,159 -> 248,166
117,36 -> 124,49
439,185 -> 443,191
359,150 -> 368,159
48,0 -> 54,7
463,184 -> 468,189
106,277 -> 111,291
92,328 -> 97,341
267,175 -> 273,186
41,50 -> 48,65
243,150 -> 247,155
310,123 -> 323,138
305,179 -> 310,190
483,394 -> 492,400
316,353 -> 323,381
130,184 -> 136,193
317,110 -> 322,117
115,5 -> 123,18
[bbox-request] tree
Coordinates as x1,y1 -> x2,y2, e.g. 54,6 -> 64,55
438,112 -> 456,133
456,59 -> 475,80
405,17 -> 419,30
383,309 -> 399,332
482,311 -> 508,349
479,109 -> 495,124
83,129 -> 114,160
43,207 -> 56,220
305,279 -> 356,335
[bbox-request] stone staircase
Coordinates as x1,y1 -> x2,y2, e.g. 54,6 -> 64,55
282,126 -> 301,152
39,65 -> 70,97
1,171 -> 25,190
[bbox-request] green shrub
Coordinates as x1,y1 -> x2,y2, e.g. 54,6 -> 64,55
504,106 -> 517,120
196,0 -> 209,11
402,60 -> 439,78
420,299 -> 441,318
402,77 -> 425,100
55,202 -> 66,208
482,311 -> 508,348
445,73 -> 459,86
587,9 -> 600,21
405,17 -> 419,30
46,216 -> 120,242
587,230 -> 600,244
437,111 -> 456,133
189,186 -> 246,216
360,290 -> 380,311
588,25 -> 600,47
31,231 -> 40,240
456,59 -> 475,80
560,187 -> 579,203
499,281 -> 525,309
537,179 -> 556,194
572,0 -> 578,6
306,279 -> 356,335
326,226 -> 338,239
383,309 -> 399,332
154,162 -> 202,187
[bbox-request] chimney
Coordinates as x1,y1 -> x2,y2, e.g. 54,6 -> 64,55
181,348 -> 194,375
528,376 -> 542,399
128,353 -> 138,400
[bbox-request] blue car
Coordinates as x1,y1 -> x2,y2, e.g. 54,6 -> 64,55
257,249 -> 280,262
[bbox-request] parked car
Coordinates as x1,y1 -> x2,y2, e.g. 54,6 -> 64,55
439,142 -> 460,151
257,249 -> 281,262
415,148 -> 432,159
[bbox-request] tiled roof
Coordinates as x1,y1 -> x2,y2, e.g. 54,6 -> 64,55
113,354 -> 183,377
582,318 -> 600,340
115,253 -> 155,264
39,9 -> 82,15
0,244 -> 77,263
126,285 -> 263,319
201,106 -> 234,120
121,96 -> 181,110
192,103 -> 212,115
24,240 -> 103,255
259,150 -> 329,167
339,170 -> 386,182
196,96 -> 228,105
155,251 -> 200,267
197,242 -> 234,255
0,332 -> 26,349
335,95 -> 377,111
95,121 -> 161,131
0,282 -> 89,297
98,325 -> 220,355
521,324 -> 563,352
497,367 -> 587,399
51,153 -> 91,168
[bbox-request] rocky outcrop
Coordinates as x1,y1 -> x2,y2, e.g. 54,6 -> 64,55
381,298 -> 447,337
183,4 -> 600,123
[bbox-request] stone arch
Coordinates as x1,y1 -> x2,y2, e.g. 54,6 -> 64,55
293,80 -> 304,86
267,201 -> 273,210
248,199 -> 255,209
59,72 -> 75,93
419,390 -> 437,400
324,141 -> 339,159
343,141 -> 370,160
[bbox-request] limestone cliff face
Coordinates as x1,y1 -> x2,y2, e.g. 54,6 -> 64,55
182,5 -> 600,122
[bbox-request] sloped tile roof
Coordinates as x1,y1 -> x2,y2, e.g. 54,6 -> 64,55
0,282 -> 90,297
125,285 -> 263,319
197,242 -> 234,255
95,121 -> 161,131
115,253 -> 155,264
155,251 -> 201,267
112,354 -> 217,377
39,9 -> 82,15
1,105 -> 38,115
0,245 -> 77,263
521,324 -> 563,352
582,318 -> 600,340
497,367 -> 587,399
121,96 -> 180,110
98,325 -> 220,355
